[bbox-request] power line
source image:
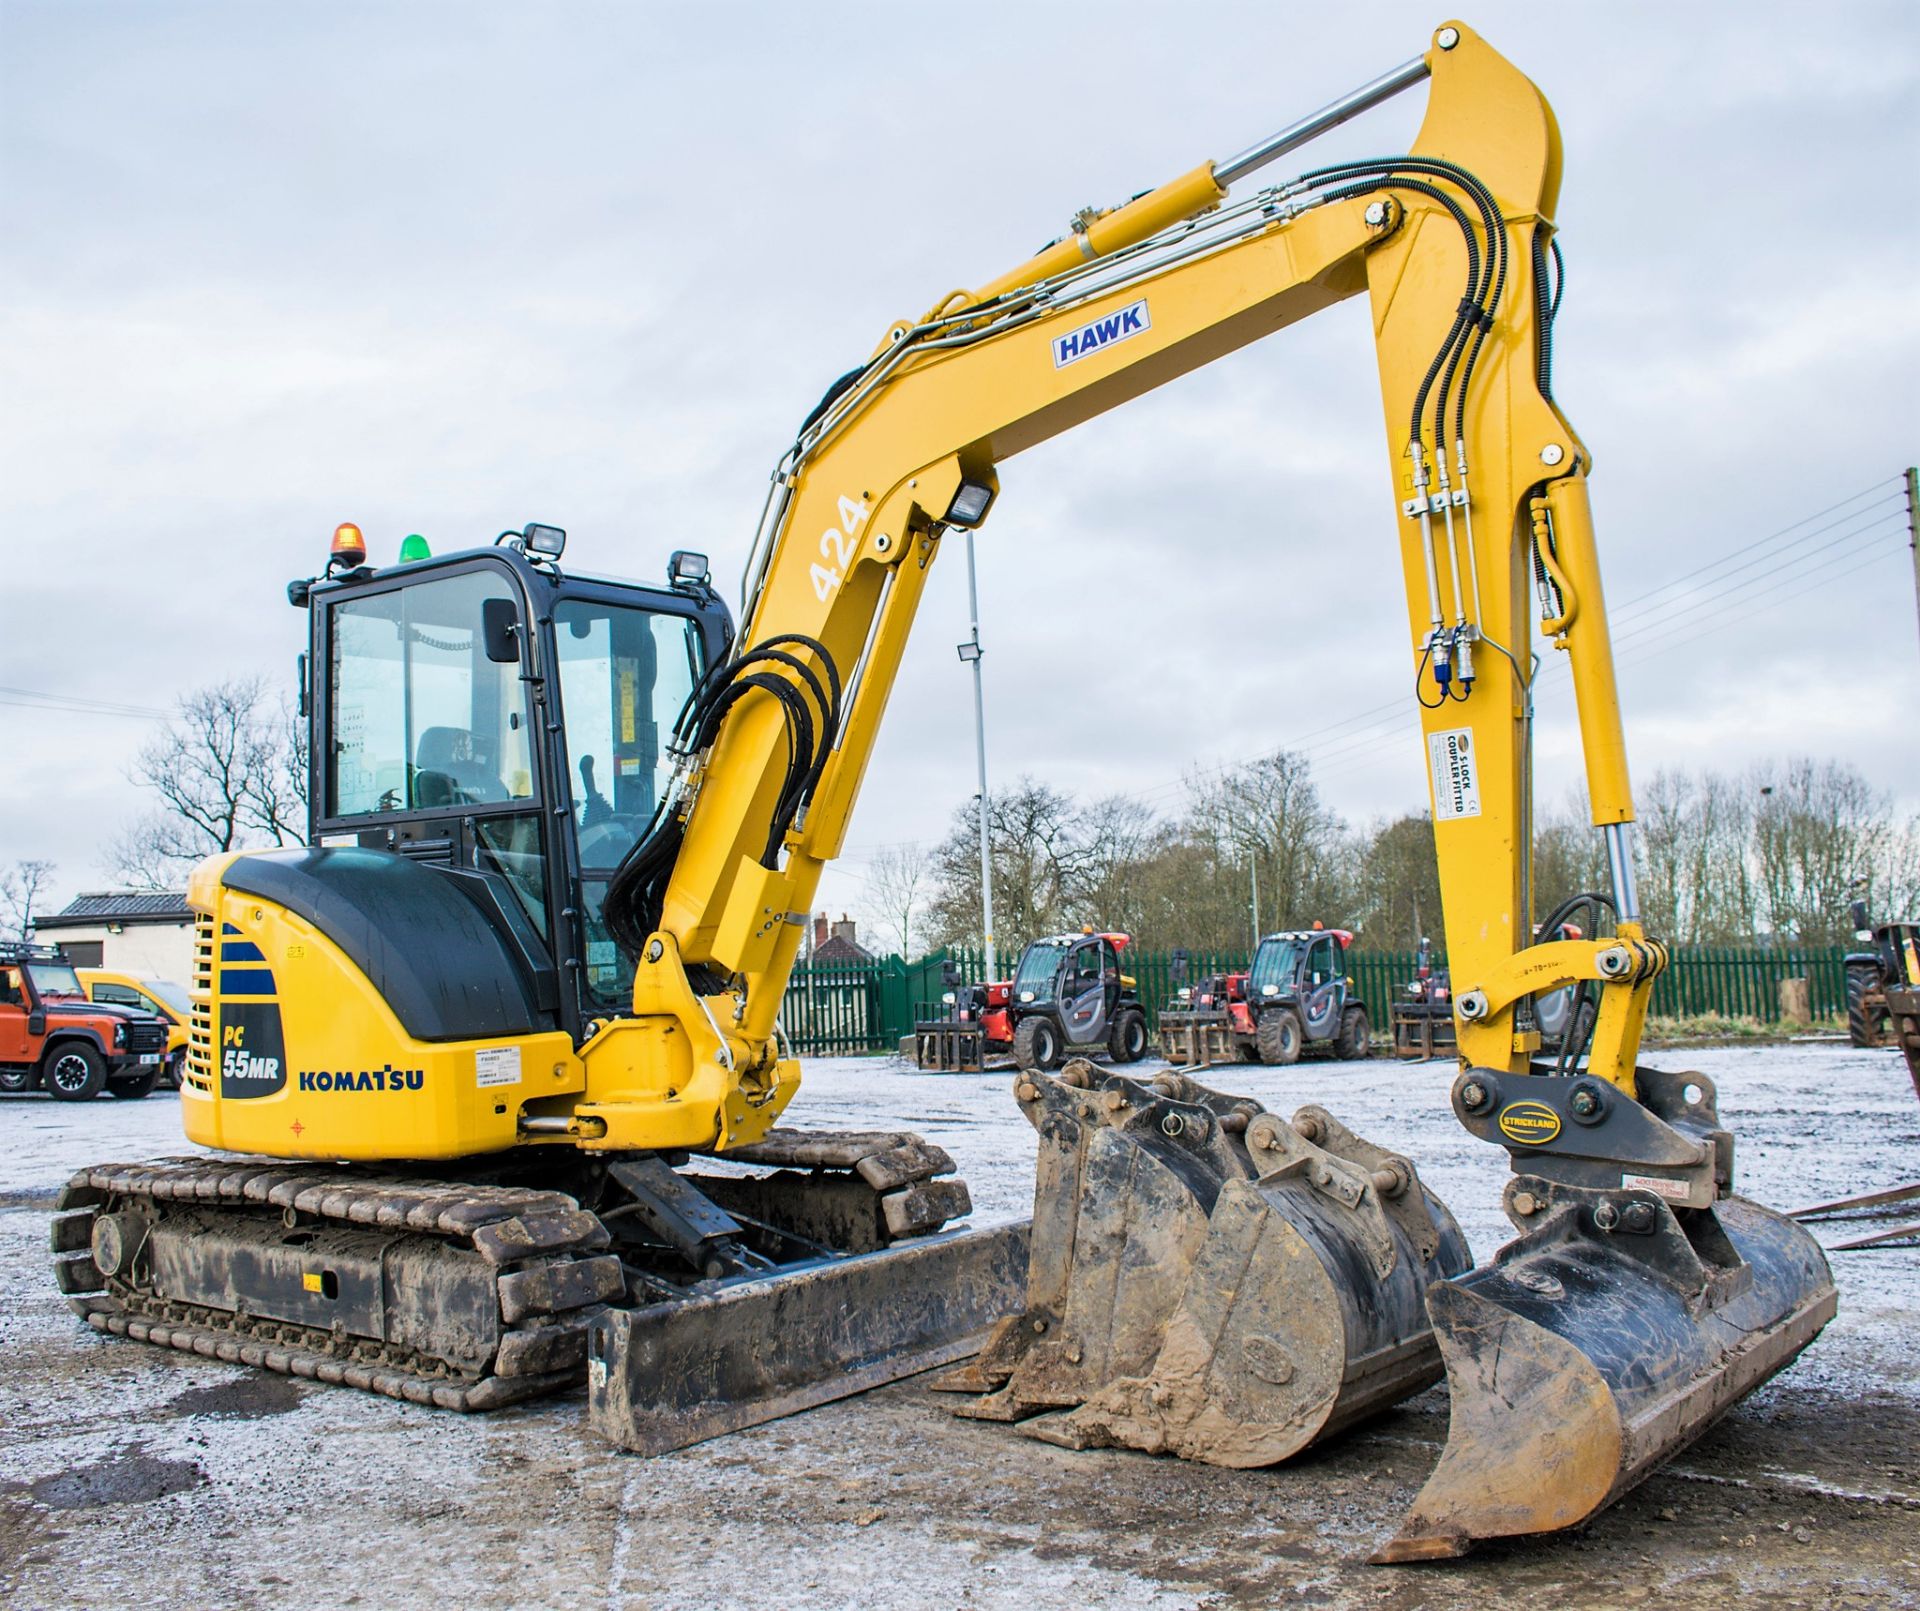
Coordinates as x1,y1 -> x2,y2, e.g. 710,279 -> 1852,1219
1311,514 -> 1912,788
952,491 -> 1896,817
1606,477 -> 1900,615
0,686 -> 171,721
1603,501 -> 1904,643
1260,496 -> 1910,791
1290,504 -> 1906,771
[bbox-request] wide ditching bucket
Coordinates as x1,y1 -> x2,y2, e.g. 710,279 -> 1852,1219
936,1061 -> 1470,1467
1378,1067 -> 1838,1561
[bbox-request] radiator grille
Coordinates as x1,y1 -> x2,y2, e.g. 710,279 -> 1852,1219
187,913 -> 214,1091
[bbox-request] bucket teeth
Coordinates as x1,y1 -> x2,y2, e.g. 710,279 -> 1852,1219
952,1063 -> 1469,1468
1379,1188 -> 1838,1562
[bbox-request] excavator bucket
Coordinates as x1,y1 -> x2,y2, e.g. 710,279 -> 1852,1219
1379,1069 -> 1838,1562
936,1061 -> 1470,1467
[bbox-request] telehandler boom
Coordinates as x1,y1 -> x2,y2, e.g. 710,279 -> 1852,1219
53,18 -> 1833,1562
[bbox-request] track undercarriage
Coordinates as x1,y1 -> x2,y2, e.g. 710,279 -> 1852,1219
52,1129 -> 1024,1445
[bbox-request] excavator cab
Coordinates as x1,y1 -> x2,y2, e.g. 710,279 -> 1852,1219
302,535 -> 732,1044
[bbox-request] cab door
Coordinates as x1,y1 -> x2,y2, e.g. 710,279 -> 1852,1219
1058,939 -> 1111,1047
0,969 -> 30,1063
1301,936 -> 1345,1042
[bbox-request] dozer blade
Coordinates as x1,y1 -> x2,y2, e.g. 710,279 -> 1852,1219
939,1062 -> 1470,1468
1378,1185 -> 1836,1562
588,1220 -> 1028,1455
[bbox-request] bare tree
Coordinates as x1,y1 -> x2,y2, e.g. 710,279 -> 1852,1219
862,842 -> 932,959
1869,812 -> 1920,921
113,678 -> 306,884
927,778 -> 1089,948
1751,758 -> 1889,945
1355,813 -> 1440,949
0,859 -> 56,940
1186,750 -> 1353,939
1071,794 -> 1165,939
1636,768 -> 1758,943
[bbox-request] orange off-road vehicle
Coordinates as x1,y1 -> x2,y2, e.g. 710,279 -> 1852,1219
0,942 -> 172,1101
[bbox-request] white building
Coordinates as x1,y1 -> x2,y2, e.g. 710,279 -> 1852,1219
34,892 -> 196,986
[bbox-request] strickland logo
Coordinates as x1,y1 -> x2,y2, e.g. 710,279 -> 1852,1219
1053,299 -> 1150,367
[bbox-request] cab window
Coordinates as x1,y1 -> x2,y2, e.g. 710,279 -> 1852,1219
329,569 -> 536,818
1307,937 -> 1336,984
1015,944 -> 1065,1002
90,981 -> 144,1008
553,599 -> 704,1007
24,962 -> 83,999
1068,942 -> 1106,989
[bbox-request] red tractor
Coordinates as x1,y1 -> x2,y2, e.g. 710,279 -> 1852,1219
1159,927 -> 1370,1065
0,942 -> 173,1101
915,930 -> 1150,1072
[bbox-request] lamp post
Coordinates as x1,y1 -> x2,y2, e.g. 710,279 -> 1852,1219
1249,853 -> 1260,954
957,530 -> 996,981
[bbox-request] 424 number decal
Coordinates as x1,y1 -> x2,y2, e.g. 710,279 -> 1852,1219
809,495 -> 872,603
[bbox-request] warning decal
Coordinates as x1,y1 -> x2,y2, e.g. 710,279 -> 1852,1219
1622,1172 -> 1692,1202
1428,727 -> 1482,821
476,1046 -> 522,1088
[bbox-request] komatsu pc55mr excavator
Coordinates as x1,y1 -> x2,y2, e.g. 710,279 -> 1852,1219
53,20 -> 1834,1561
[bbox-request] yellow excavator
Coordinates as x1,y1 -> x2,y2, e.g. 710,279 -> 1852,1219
52,19 -> 1834,1562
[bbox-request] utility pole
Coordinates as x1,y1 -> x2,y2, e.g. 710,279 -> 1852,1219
1906,467 -> 1920,661
1249,852 -> 1260,954
957,530 -> 996,981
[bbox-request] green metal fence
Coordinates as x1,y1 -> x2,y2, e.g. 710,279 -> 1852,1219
779,943 -> 1854,1056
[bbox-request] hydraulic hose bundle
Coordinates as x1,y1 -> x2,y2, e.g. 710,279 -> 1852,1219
603,634 -> 841,960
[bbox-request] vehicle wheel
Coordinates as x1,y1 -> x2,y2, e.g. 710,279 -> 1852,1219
1108,1009 -> 1148,1064
108,1068 -> 160,1100
165,1048 -> 187,1089
1846,962 -> 1886,1047
44,1042 -> 107,1102
1255,1009 -> 1303,1066
1338,1006 -> 1371,1060
1013,1015 -> 1063,1072
0,1065 -> 30,1094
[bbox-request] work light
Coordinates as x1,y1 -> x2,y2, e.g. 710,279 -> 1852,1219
944,481 -> 996,528
523,523 -> 567,559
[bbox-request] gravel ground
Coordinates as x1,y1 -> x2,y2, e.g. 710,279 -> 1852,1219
2,1042 -> 1916,1609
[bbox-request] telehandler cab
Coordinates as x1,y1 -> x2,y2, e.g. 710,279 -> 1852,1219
915,931 -> 1150,1072
1159,927 -> 1370,1065
56,18 -> 1834,1561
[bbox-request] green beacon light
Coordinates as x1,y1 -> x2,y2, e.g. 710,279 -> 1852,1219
398,533 -> 431,563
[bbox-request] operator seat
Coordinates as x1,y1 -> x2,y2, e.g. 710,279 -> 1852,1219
414,727 -> 508,807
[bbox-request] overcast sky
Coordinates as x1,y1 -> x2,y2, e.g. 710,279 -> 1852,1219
2,1 -> 1917,936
